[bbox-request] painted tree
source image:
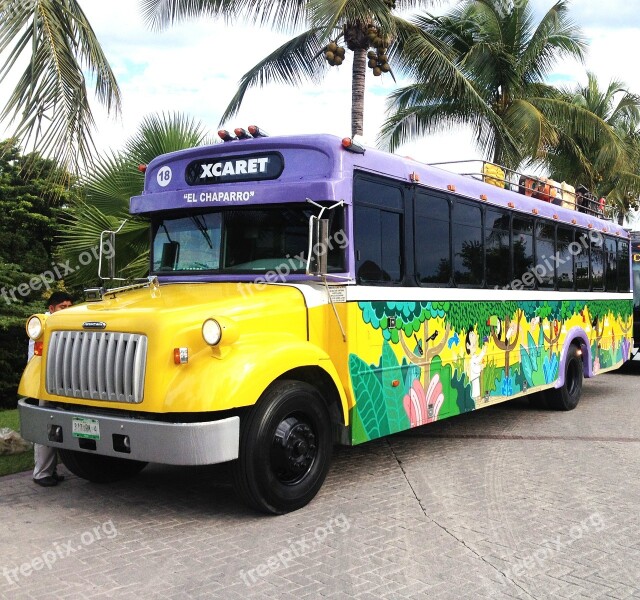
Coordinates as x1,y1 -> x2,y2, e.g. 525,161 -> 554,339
359,301 -> 450,384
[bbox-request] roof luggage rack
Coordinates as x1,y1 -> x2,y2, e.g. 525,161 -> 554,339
429,159 -> 609,220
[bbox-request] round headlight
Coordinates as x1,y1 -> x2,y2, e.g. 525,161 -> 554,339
27,316 -> 43,340
202,319 -> 222,346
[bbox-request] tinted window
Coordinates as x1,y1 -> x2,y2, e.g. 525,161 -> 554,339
556,227 -> 574,289
618,240 -> 630,292
513,216 -> 534,288
354,177 -> 403,210
354,177 -> 403,283
574,232 -> 590,290
453,201 -> 483,285
535,222 -> 555,289
485,209 -> 510,286
604,237 -> 617,291
591,236 -> 604,290
415,193 -> 451,284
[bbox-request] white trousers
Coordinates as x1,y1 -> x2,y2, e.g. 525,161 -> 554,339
33,443 -> 57,480
33,399 -> 57,480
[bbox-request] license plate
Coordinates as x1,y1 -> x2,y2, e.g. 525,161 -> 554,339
72,417 -> 100,440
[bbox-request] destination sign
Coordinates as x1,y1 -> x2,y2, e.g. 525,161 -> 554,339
185,152 -> 284,185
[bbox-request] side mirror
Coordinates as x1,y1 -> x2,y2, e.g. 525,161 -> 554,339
307,218 -> 329,275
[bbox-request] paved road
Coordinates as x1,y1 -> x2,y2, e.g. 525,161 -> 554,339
2,363 -> 640,600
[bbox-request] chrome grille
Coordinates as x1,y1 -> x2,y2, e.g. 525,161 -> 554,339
46,331 -> 147,403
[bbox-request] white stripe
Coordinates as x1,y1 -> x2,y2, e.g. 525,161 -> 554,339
345,286 -> 633,302
283,282 -> 632,306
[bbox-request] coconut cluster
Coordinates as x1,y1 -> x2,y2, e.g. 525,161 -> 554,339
366,25 -> 391,76
324,41 -> 346,66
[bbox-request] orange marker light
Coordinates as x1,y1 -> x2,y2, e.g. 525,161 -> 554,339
174,348 -> 188,365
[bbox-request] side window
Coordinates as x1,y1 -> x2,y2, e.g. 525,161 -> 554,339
415,192 -> 451,285
452,200 -> 483,286
485,208 -> 510,287
535,222 -> 555,289
556,227 -> 574,289
353,176 -> 403,284
590,235 -> 604,290
574,232 -> 590,291
604,237 -> 618,291
618,240 -> 630,292
513,216 -> 534,288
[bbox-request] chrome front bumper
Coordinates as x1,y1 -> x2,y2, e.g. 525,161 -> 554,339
18,398 -> 239,466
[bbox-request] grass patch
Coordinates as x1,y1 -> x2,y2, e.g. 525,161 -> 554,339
0,408 -> 33,477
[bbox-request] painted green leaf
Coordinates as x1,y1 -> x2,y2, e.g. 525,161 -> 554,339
520,346 -> 534,387
381,341 -> 411,433
348,353 -> 390,440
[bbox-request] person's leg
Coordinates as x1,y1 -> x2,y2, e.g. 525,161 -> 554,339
33,444 -> 57,483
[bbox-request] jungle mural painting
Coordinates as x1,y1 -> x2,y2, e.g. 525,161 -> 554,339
348,300 -> 632,444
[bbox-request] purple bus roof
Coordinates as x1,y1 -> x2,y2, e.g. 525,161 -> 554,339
130,133 -> 628,240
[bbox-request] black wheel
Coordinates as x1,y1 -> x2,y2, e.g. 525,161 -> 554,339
233,380 -> 333,514
59,450 -> 147,483
546,344 -> 584,411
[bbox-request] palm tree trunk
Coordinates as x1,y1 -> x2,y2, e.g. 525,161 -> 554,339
351,48 -> 367,136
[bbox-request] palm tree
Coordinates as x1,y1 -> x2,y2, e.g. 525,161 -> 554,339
58,112 -> 211,286
546,72 -> 640,223
141,0 -> 494,137
0,0 -> 121,173
379,0 -> 626,172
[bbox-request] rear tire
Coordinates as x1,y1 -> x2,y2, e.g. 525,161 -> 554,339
59,449 -> 147,483
546,345 -> 584,411
232,380 -> 333,514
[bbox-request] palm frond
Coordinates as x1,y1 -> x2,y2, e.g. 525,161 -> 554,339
219,28 -> 327,125
0,0 -> 121,173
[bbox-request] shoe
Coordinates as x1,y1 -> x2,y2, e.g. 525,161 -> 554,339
33,476 -> 58,487
52,472 -> 65,482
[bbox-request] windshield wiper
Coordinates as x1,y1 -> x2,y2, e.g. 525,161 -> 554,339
191,215 -> 213,249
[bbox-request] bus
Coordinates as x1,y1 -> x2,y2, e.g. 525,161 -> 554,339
18,130 -> 633,514
632,232 -> 640,348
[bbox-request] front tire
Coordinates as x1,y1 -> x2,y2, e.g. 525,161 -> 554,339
233,380 -> 333,514
59,450 -> 147,483
546,344 -> 584,411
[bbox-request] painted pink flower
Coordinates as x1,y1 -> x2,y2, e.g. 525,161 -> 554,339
403,375 -> 445,427
593,356 -> 600,375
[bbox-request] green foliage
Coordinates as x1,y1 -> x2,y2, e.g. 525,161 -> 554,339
381,342 -> 411,433
430,357 -> 460,418
349,353 -> 389,443
0,0 -> 121,173
58,112 -> 211,287
142,0 -> 482,137
380,0 -> 630,176
0,139 -> 75,407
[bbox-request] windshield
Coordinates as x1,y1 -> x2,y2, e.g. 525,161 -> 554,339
151,203 -> 346,275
